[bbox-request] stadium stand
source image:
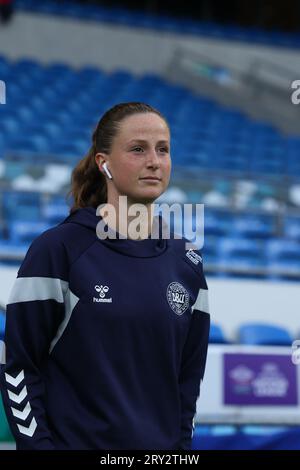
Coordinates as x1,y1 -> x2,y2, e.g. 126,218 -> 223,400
238,323 -> 293,346
0,55 -> 299,280
13,0 -> 300,49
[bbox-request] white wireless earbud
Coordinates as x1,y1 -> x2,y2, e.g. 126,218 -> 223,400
102,162 -> 112,180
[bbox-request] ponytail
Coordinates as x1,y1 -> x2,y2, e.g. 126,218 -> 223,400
67,140 -> 107,214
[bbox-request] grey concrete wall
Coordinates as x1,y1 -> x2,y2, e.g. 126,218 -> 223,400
0,11 -> 299,78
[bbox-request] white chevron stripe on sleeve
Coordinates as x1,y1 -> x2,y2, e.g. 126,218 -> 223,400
191,288 -> 209,314
7,385 -> 27,404
7,277 -> 69,304
5,370 -> 24,387
11,402 -> 31,421
49,288 -> 79,353
17,417 -> 37,437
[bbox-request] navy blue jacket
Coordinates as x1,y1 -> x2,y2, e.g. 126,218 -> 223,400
0,206 -> 210,450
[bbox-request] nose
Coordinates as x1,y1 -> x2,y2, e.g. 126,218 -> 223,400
146,148 -> 160,168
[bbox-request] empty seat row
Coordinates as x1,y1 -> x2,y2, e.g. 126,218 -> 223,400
14,0 -> 300,49
209,322 -> 294,346
0,55 -> 299,177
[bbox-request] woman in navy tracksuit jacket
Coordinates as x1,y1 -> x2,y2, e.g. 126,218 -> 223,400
0,102 -> 210,450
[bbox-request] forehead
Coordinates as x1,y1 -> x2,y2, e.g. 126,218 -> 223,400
117,113 -> 170,141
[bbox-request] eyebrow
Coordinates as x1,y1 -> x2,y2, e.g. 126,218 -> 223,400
128,139 -> 169,145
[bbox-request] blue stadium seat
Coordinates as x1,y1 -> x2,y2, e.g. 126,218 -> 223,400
202,236 -> 218,265
2,191 -> 41,222
266,239 -> 300,278
192,425 -> 237,450
204,212 -> 231,237
238,323 -> 293,346
8,135 -> 49,153
231,216 -> 274,239
218,238 -> 265,271
44,62 -> 72,75
210,425 -> 237,436
241,426 -> 289,435
0,312 -> 5,340
10,221 -> 51,244
0,55 -> 10,76
209,323 -> 228,344
0,241 -> 29,265
48,141 -> 86,160
284,217 -> 300,241
42,199 -> 69,224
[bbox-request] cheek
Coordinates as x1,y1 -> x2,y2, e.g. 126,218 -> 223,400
162,158 -> 172,174
114,159 -> 141,184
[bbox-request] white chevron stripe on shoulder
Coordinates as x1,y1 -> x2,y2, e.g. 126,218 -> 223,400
8,385 -> 27,404
191,288 -> 209,314
11,402 -> 31,421
49,288 -> 79,353
5,370 -> 24,387
0,340 -> 6,365
7,277 -> 69,305
17,417 -> 37,437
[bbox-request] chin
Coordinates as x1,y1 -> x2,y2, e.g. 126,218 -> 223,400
129,191 -> 162,205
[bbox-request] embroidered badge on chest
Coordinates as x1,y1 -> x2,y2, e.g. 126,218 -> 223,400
166,282 -> 190,316
186,249 -> 202,265
93,285 -> 112,303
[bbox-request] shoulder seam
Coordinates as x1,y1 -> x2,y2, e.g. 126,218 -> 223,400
181,254 -> 204,280
68,238 -> 99,275
169,240 -> 204,280
35,223 -> 98,280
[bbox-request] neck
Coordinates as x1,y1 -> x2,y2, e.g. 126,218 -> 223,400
99,195 -> 156,240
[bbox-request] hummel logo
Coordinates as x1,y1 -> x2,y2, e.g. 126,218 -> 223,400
186,249 -> 202,265
93,285 -> 112,303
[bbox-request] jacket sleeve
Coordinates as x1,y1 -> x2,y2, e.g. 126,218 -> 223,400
178,278 -> 210,451
0,230 -> 68,450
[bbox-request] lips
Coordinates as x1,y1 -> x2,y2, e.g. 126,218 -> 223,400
140,177 -> 161,181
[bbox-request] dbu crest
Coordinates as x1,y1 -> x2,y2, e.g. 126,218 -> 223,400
166,282 -> 189,316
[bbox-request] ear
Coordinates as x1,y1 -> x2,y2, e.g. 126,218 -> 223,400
95,152 -> 106,167
95,152 -> 106,171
